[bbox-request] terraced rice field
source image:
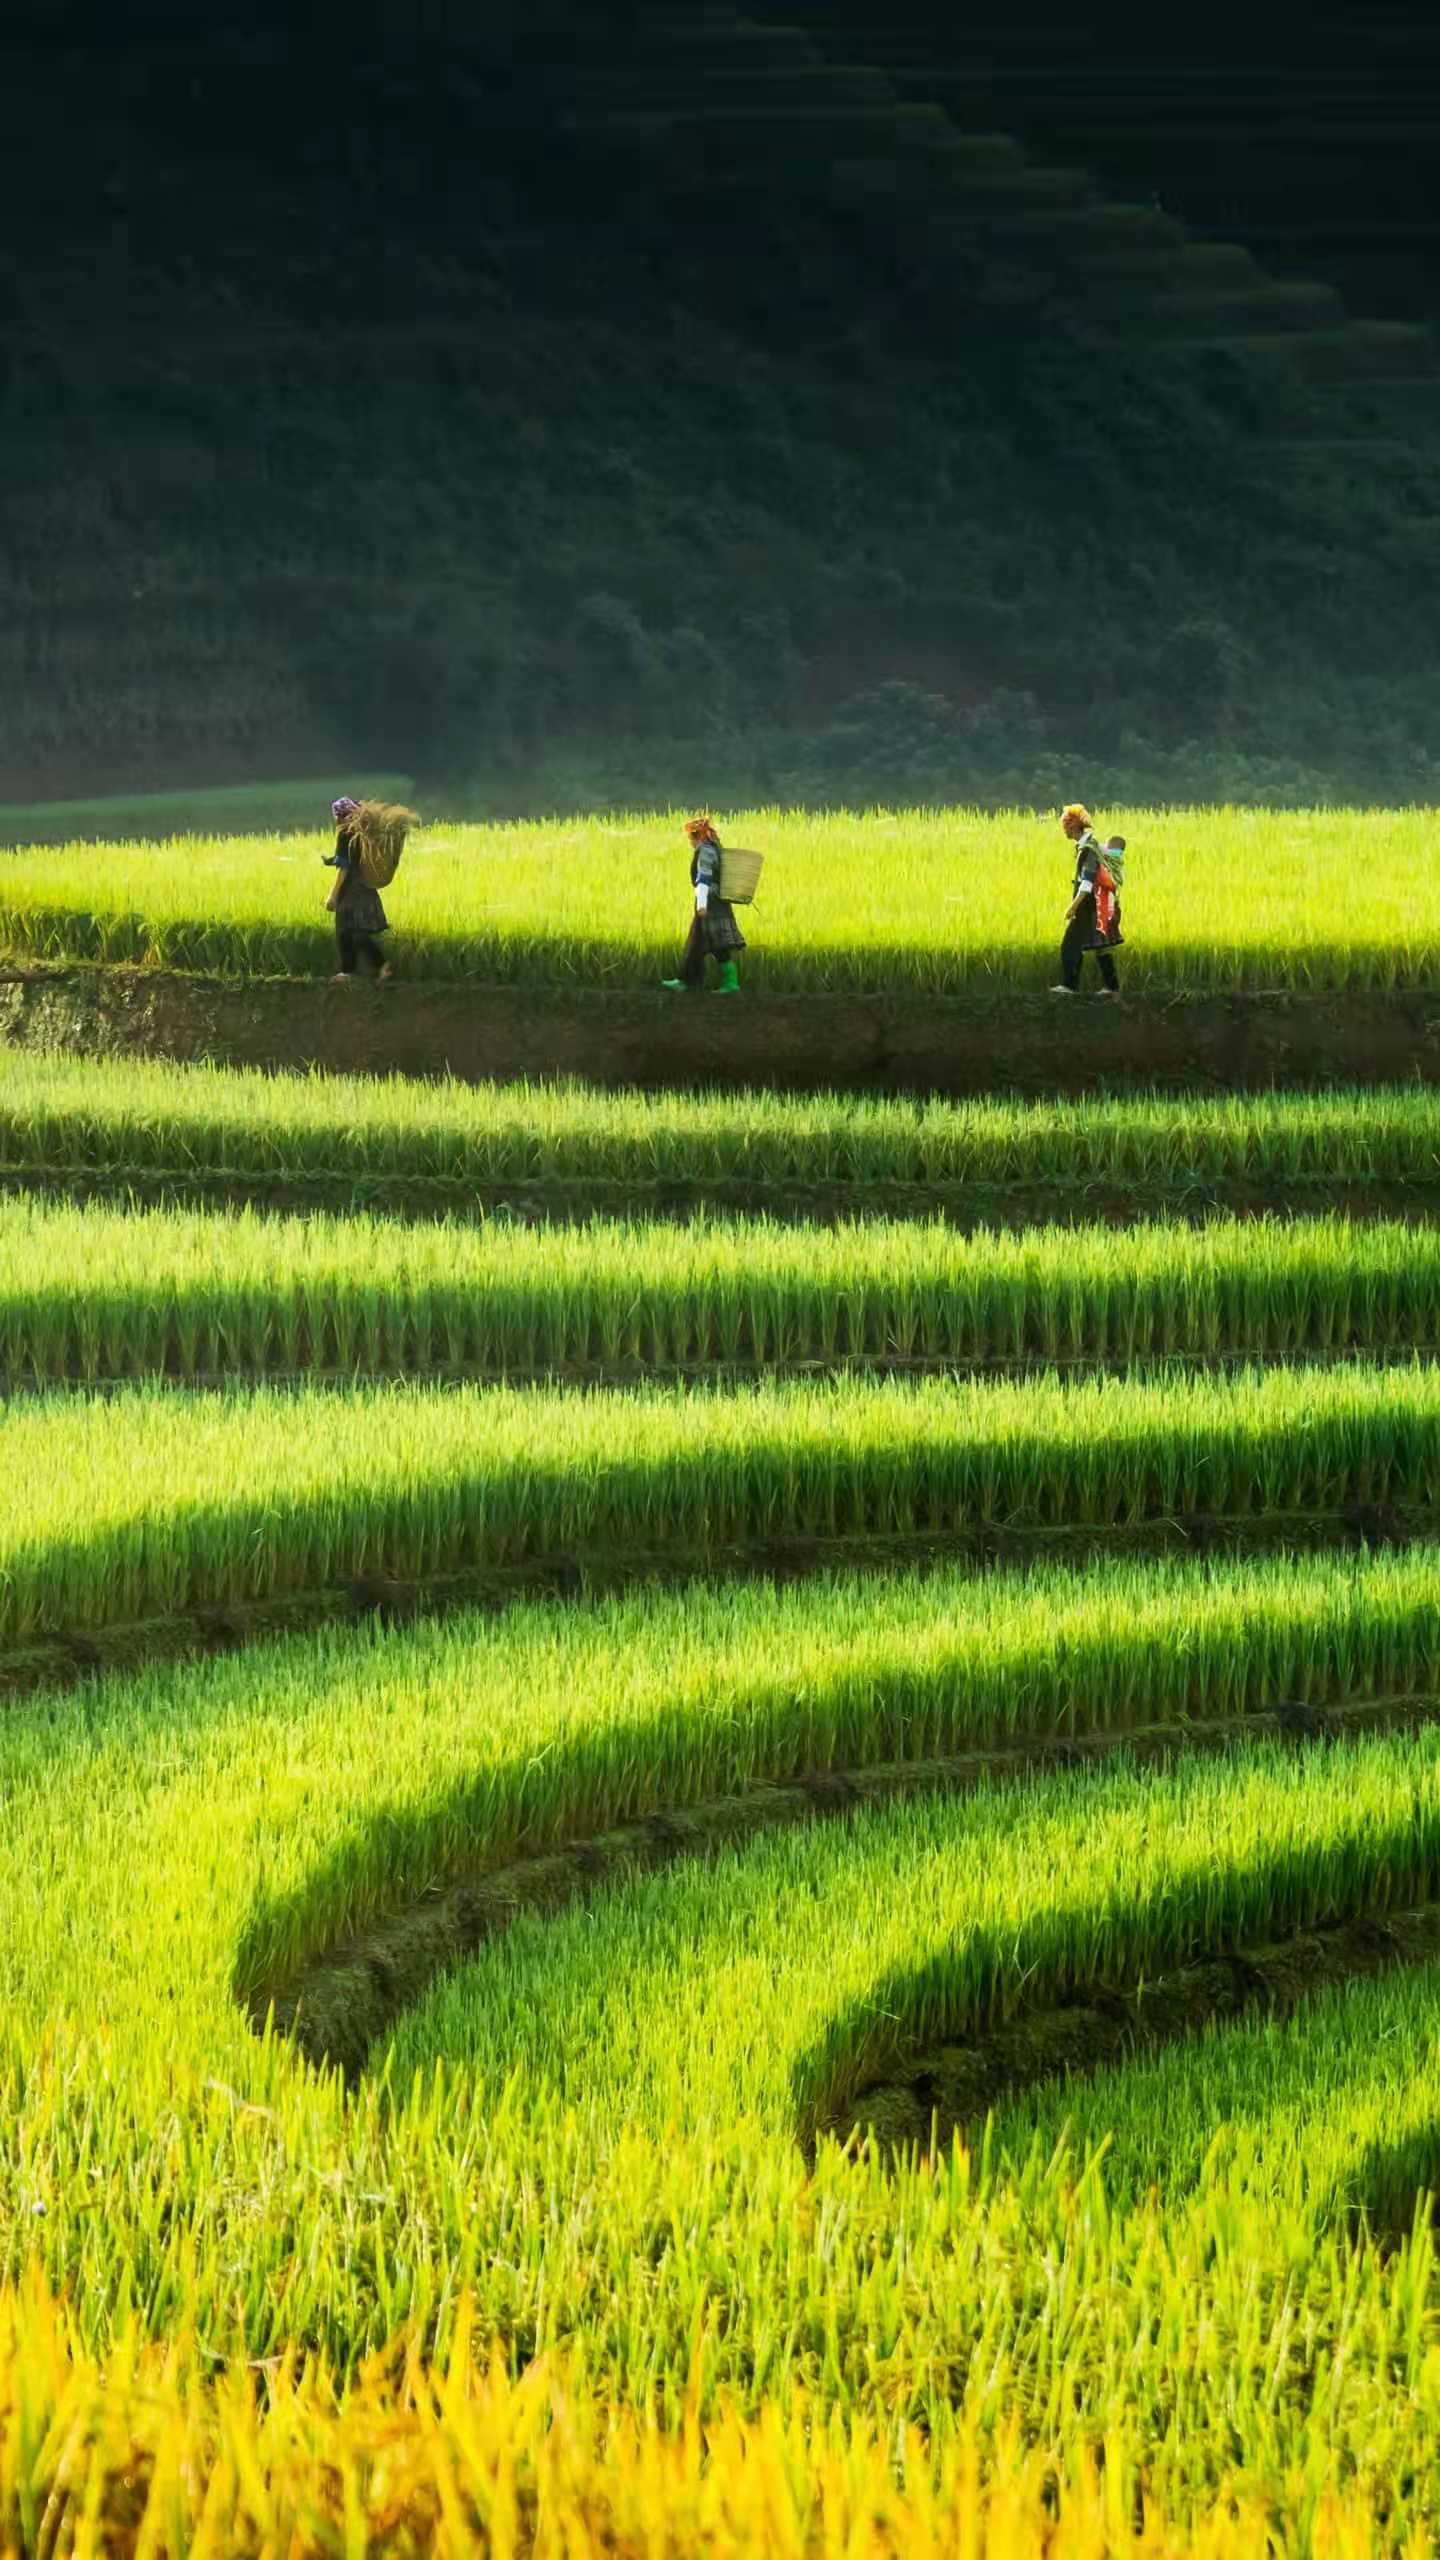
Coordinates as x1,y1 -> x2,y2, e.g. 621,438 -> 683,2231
6,1051 -> 1440,1221
8,883 -> 1440,2548
4,802 -> 1440,990
7,1195 -> 1440,1388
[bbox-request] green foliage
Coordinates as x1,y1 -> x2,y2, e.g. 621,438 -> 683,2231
7,1552 -> 1440,2532
8,804 -> 1440,989
5,1050 -> 1440,1199
2,1360 -> 1440,1656
5,1197 -> 1440,1388
6,6 -> 1440,806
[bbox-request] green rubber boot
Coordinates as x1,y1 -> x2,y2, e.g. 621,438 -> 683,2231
660,978 -> 690,991
713,960 -> 741,996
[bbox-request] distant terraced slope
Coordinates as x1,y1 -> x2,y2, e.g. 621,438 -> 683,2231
7,983 -> 1440,2544
781,1 -> 1440,331
601,3 -> 1432,384
2,0 -> 1437,802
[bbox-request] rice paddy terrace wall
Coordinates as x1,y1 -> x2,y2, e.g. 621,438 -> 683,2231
785,0 -> 1440,346
7,807 -> 1440,1095
13,1544 -> 1440,2548
10,907 -> 1440,2543
572,1 -> 1435,386
12,964 -> 1440,1096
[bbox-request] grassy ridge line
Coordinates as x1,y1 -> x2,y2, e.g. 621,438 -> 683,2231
0,2279 -> 1376,2560
25,1350 -> 1440,1399
6,1364 -> 1440,1656
7,1512 -> 1426,1706
842,1899 -> 1440,2166
388,1726 -> 1440,2150
6,1053 -> 1440,1194
6,807 -> 1440,990
41,1541 -> 1440,2006
10,1540 -> 1433,2015
10,1201 -> 1440,1389
14,1166 -> 1440,1235
275,1697 -> 1440,2081
11,1571 -> 1440,2508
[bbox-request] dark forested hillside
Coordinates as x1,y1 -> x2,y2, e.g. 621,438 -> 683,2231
780,1 -> 1440,325
4,0 -> 1439,810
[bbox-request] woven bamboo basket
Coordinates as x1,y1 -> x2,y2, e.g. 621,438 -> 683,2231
718,846 -> 764,904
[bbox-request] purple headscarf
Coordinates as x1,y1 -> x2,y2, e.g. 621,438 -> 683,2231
332,796 -> 359,825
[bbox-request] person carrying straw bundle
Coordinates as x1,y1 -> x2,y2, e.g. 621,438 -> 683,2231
323,796 -> 417,983
1052,802 -> 1125,999
662,813 -> 746,996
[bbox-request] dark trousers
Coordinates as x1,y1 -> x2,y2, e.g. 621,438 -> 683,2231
1059,905 -> 1118,991
336,920 -> 386,977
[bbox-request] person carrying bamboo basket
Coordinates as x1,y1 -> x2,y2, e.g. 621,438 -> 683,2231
662,813 -> 746,996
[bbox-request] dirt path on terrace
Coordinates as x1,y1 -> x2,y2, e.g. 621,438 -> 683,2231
7,969 -> 1440,1097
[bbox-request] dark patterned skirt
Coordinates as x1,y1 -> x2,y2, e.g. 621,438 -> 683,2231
698,898 -> 746,956
337,879 -> 390,937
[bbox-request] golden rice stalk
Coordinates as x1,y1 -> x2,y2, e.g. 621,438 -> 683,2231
0,2274 -> 1409,2559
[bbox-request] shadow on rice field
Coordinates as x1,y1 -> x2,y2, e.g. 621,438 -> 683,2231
12,1164 -> 1440,1229
1,1501 -> 1428,1705
259,1690 -> 1440,2086
830,1898 -> 1440,2169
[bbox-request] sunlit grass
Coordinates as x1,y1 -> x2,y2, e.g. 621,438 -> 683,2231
3,803 -> 1438,987
3,1194 -> 1440,1385
5,1051 -> 1440,1192
3,1360 -> 1440,1647
5,1558 -> 1440,2534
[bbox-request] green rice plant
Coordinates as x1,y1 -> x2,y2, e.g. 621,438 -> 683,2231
0,1198 -> 1417,1379
7,1197 -> 1440,1388
7,1574 -> 1440,2543
1,2285 -> 1342,2560
5,1363 -> 1440,1653
5,804 -> 1440,989
999,1939 -> 1440,2231
221,1540 -> 1440,1992
4,1022 -> 1440,2534
5,1051 -> 1440,1210
384,1722 -> 1440,2143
